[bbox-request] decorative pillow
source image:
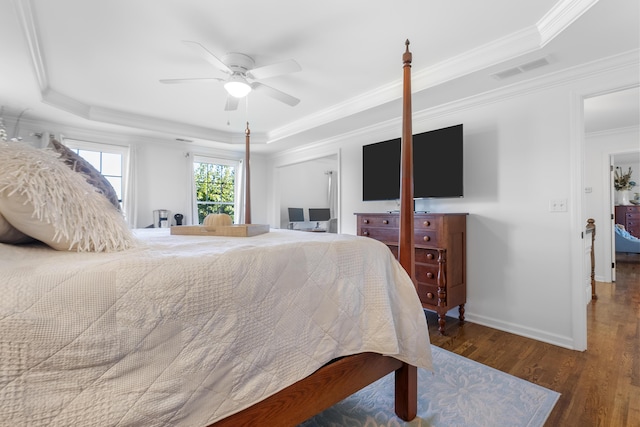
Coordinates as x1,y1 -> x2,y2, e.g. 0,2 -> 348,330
0,141 -> 136,252
0,212 -> 34,244
49,138 -> 121,210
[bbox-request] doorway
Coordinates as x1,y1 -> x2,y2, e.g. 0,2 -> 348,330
581,86 -> 639,354
584,87 -> 640,284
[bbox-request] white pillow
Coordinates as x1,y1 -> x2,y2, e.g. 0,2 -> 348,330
0,141 -> 137,252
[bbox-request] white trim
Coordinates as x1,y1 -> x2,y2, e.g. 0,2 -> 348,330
464,313 -> 576,350
191,155 -> 242,225
537,0 -> 600,47
569,90 -> 588,351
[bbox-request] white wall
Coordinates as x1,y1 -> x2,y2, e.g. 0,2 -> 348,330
264,57 -> 639,349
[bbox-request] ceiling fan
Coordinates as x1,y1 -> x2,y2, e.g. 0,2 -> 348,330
160,41 -> 301,111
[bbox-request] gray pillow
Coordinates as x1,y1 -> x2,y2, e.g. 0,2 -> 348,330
49,138 -> 121,211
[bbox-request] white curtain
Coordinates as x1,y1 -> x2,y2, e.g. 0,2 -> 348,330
123,145 -> 138,228
236,159 -> 245,224
327,170 -> 337,218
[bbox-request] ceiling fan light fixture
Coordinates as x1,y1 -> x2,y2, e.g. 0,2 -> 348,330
224,75 -> 252,98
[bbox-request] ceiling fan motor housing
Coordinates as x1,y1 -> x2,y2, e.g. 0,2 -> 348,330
222,53 -> 255,76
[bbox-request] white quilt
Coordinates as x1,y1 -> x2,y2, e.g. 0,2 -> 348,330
0,228 -> 432,426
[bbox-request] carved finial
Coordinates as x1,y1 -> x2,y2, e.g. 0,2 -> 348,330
403,39 -> 412,64
245,121 -> 250,136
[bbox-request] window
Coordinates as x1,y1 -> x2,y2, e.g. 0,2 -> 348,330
63,139 -> 128,209
193,156 -> 240,224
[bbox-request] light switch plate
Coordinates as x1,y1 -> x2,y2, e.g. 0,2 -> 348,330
549,198 -> 567,212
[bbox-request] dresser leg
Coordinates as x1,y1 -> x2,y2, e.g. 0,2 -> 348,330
437,313 -> 446,335
458,304 -> 465,323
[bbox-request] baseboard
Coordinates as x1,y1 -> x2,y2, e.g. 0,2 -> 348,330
464,313 -> 577,350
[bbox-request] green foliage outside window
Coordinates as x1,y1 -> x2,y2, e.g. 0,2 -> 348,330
194,162 -> 235,223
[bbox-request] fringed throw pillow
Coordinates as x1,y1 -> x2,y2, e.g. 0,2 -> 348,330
0,141 -> 136,252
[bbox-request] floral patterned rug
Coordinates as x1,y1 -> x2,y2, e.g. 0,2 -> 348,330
300,345 -> 560,427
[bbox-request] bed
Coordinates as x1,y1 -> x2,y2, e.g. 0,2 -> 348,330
0,41 -> 427,426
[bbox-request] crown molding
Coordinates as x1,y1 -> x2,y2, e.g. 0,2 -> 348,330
537,0 -> 600,47
13,0 -> 47,90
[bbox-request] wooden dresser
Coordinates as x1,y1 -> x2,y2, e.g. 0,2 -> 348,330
355,212 -> 467,334
615,205 -> 640,238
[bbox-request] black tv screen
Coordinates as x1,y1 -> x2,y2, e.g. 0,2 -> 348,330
362,124 -> 463,201
309,208 -> 331,221
288,207 -> 305,222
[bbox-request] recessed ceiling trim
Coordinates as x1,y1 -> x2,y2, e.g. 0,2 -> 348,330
12,0 -> 48,90
41,88 -> 91,118
537,0 -> 600,47
14,0 -> 605,147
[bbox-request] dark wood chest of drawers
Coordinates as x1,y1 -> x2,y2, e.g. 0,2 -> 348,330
355,212 -> 467,334
615,205 -> 640,238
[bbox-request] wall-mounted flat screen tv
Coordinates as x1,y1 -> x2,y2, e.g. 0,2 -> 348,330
362,124 -> 463,201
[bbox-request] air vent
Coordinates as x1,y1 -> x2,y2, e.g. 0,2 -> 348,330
491,56 -> 551,80
175,138 -> 193,143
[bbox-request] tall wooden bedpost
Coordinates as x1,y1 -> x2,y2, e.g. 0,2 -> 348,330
244,122 -> 251,224
395,39 -> 418,421
398,39 -> 415,281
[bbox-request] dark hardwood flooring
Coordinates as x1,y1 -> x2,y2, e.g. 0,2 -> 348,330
426,253 -> 640,427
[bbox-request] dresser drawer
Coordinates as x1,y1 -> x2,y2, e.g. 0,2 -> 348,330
620,206 -> 640,214
360,227 -> 398,243
626,221 -> 640,238
414,216 -> 442,230
359,216 -> 398,228
415,230 -> 438,246
415,262 -> 440,285
415,248 -> 440,264
416,282 -> 439,305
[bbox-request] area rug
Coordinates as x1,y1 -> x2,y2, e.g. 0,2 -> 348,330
300,345 -> 560,427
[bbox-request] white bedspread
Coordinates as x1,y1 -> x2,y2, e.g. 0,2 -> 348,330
0,228 -> 432,426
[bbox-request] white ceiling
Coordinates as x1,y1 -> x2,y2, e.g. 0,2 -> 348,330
1,0 -> 639,154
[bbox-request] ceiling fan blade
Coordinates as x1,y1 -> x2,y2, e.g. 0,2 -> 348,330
182,40 -> 232,74
159,78 -> 224,84
251,82 -> 300,106
247,59 -> 301,80
225,96 -> 239,111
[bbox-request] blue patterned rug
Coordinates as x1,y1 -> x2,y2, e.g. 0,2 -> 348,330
300,346 -> 560,427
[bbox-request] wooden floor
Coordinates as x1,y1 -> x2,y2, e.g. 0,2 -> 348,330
426,253 -> 640,427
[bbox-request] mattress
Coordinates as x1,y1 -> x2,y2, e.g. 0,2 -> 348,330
0,228 -> 432,426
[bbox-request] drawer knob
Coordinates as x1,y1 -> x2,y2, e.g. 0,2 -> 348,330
363,219 -> 369,224
426,292 -> 434,299
426,272 -> 434,279
382,220 -> 389,224
423,221 -> 430,227
426,253 -> 434,260
363,231 -> 369,236
423,235 -> 430,242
